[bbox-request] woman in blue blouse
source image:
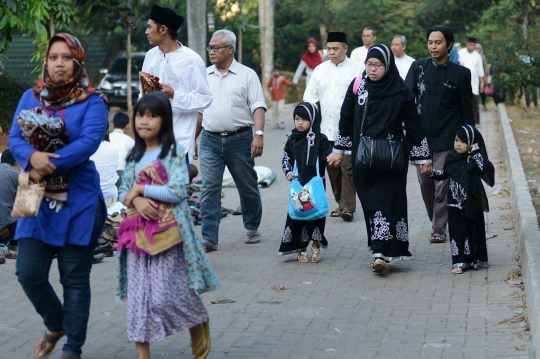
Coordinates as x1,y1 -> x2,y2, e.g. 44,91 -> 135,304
8,33 -> 108,359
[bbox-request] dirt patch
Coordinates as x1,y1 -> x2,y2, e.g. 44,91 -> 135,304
507,106 -> 540,225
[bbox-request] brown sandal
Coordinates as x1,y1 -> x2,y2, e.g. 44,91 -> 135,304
330,208 -> 341,217
371,259 -> 388,273
297,250 -> 309,263
34,330 -> 65,359
430,234 -> 445,243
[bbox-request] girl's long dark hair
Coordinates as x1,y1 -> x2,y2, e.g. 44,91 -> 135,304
126,92 -> 177,163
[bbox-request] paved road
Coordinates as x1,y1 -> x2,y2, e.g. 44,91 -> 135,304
0,107 -> 531,358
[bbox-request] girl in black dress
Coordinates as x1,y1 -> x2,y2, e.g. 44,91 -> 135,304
280,102 -> 332,262
429,125 -> 495,273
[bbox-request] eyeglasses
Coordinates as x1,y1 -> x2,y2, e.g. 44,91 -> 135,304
365,62 -> 385,69
206,45 -> 230,53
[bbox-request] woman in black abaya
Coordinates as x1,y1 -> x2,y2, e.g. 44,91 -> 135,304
328,44 -> 430,273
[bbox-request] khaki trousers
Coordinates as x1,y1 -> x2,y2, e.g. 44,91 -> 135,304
326,147 -> 356,212
271,99 -> 285,125
416,150 -> 449,237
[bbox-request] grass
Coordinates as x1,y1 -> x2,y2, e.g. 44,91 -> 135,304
507,105 -> 540,225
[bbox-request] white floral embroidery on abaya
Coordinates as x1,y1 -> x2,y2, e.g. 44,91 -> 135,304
396,219 -> 409,242
312,227 -> 322,241
449,180 -> 467,207
334,130 -> 352,148
416,66 -> 426,114
282,227 -> 292,243
464,238 -> 471,255
472,152 -> 484,171
282,151 -> 292,174
301,227 -> 310,242
451,238 -> 459,256
370,211 -> 393,241
410,137 -> 430,158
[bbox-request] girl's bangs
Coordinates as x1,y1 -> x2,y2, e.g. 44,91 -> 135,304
134,96 -> 162,117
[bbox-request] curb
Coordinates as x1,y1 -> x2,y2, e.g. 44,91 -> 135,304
497,103 -> 540,354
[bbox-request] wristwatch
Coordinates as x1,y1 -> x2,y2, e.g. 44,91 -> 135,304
255,130 -> 264,136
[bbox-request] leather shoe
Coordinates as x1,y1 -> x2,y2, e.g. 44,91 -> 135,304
92,253 -> 105,264
95,242 -> 114,257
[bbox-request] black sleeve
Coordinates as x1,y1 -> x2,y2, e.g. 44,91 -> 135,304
460,68 -> 475,126
334,79 -> 356,152
401,96 -> 431,164
430,163 -> 449,181
320,134 -> 333,158
470,147 -> 495,187
404,62 -> 417,95
282,139 -> 294,177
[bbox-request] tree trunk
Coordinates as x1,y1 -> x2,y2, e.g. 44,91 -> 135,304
238,28 -> 243,64
50,14 -> 55,36
126,31 -> 133,117
319,24 -> 327,48
259,0 -> 274,103
187,0 -> 207,64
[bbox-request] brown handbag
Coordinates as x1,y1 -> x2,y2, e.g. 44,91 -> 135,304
11,172 -> 45,218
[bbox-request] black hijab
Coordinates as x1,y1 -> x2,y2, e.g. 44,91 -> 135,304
289,102 -> 321,167
363,44 -> 411,100
446,125 -> 495,218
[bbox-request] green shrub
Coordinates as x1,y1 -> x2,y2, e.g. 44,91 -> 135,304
283,70 -> 306,105
0,76 -> 30,133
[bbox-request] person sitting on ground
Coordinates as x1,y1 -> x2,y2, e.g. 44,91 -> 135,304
0,149 -> 20,254
108,112 -> 135,175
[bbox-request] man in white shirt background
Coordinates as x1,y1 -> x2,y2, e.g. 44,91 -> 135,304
350,27 -> 377,74
196,29 -> 267,252
459,37 -> 485,124
90,133 -> 120,208
304,31 -> 360,221
140,5 -> 213,160
108,112 -> 135,174
391,35 -> 415,80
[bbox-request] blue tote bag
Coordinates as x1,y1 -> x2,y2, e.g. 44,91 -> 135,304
287,158 -> 329,221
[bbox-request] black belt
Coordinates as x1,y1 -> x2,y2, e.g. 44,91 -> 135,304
207,126 -> 252,137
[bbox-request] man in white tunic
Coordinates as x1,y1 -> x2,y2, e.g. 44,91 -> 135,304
350,27 -> 377,74
391,35 -> 415,80
140,5 -> 213,160
459,37 -> 484,124
304,31 -> 360,221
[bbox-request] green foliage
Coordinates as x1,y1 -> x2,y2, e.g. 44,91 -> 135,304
0,76 -> 30,132
476,0 -> 540,103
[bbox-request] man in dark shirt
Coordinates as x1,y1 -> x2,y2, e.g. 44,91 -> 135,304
0,149 -> 21,246
405,25 -> 474,243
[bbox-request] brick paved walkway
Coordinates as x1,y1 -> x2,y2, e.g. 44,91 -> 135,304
0,108 -> 531,358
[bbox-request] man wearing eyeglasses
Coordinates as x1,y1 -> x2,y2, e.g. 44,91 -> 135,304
195,29 -> 267,252
139,5 -> 213,161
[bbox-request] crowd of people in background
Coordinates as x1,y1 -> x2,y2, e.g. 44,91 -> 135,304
0,3 -> 526,358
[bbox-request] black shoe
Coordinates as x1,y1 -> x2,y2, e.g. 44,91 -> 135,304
95,242 -> 114,257
92,253 -> 105,264
97,237 -> 109,246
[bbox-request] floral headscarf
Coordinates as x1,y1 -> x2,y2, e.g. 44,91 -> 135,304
33,33 -> 106,109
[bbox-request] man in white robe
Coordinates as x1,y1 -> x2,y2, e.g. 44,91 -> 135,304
304,31 -> 360,221
140,5 -> 213,160
391,35 -> 415,80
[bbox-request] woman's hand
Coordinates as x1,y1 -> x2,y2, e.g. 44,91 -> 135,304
420,163 -> 432,175
30,151 -> 59,176
132,197 -> 159,220
327,153 -> 343,167
286,173 -> 295,181
122,184 -> 144,207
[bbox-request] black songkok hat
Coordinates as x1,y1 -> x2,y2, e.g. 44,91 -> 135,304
327,32 -> 347,44
149,5 -> 185,32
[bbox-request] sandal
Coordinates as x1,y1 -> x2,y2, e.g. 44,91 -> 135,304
191,319 -> 211,359
297,250 -> 309,263
330,208 -> 341,217
430,234 -> 445,243
370,259 -> 388,273
245,231 -> 260,244
341,210 -> 354,221
34,330 -> 65,359
201,240 -> 217,253
452,267 -> 464,274
311,242 -> 321,263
